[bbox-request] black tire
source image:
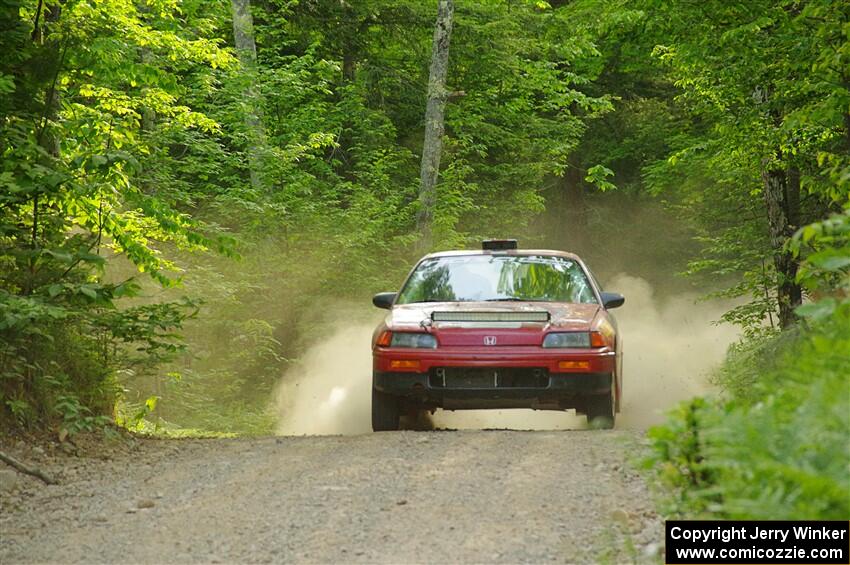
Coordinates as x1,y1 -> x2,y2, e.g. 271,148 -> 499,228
372,387 -> 400,431
585,380 -> 615,429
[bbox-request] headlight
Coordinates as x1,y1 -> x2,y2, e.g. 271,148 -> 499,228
390,332 -> 438,349
542,332 -> 591,348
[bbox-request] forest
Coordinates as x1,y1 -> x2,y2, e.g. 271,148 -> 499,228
1,0 -> 848,522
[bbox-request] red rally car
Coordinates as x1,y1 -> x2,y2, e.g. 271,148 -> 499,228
371,240 -> 625,431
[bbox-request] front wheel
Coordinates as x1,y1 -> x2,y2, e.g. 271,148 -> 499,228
585,382 -> 615,429
372,388 -> 400,431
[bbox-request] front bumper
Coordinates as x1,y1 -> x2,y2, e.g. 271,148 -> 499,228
372,346 -> 616,409
373,370 -> 612,410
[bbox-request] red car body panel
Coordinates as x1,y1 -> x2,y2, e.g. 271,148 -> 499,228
373,347 -> 616,374
371,249 -> 623,413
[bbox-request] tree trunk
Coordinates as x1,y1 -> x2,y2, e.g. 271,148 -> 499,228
786,166 -> 800,230
230,0 -> 266,191
416,0 -> 454,248
559,164 -> 587,254
761,160 -> 802,329
342,49 -> 357,83
27,1 -> 64,296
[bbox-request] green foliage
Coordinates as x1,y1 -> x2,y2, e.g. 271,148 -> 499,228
252,0 -> 615,253
0,0 -> 230,430
114,394 -> 159,431
2,0 -> 848,442
792,206 -> 850,318
646,305 -> 850,519
590,0 -> 850,522
106,0 -> 626,434
635,0 -> 850,331
645,398 -> 721,513
54,394 -> 112,435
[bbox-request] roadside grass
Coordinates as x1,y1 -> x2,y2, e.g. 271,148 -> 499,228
595,521 -> 657,565
126,424 -> 239,440
643,304 -> 850,520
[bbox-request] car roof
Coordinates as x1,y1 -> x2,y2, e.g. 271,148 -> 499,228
423,249 -> 583,261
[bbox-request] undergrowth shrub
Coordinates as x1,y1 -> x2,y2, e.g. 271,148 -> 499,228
1,289 -> 195,434
646,303 -> 850,519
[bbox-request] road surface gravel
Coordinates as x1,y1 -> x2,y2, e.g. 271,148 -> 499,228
0,429 -> 662,563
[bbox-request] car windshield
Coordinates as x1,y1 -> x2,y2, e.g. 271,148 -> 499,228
396,254 -> 597,304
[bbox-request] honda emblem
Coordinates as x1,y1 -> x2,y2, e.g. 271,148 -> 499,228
483,336 -> 497,346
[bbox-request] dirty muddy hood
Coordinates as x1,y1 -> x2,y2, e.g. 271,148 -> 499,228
387,301 -> 599,347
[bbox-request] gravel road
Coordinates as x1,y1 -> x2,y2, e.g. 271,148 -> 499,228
0,430 -> 662,564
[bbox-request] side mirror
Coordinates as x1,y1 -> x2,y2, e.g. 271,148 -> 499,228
601,292 -> 625,309
372,292 -> 397,309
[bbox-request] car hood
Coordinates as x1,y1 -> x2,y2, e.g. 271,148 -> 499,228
387,301 -> 599,333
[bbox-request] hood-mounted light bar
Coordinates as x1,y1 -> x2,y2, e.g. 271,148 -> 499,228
431,311 -> 549,323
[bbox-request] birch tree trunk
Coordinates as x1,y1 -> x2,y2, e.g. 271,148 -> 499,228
416,0 -> 454,248
231,0 -> 266,191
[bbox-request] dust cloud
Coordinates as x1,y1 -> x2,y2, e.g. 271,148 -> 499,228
608,274 -> 738,428
274,275 -> 738,435
275,324 -> 378,436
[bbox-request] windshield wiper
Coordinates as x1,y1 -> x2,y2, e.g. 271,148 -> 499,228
486,297 -> 532,302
